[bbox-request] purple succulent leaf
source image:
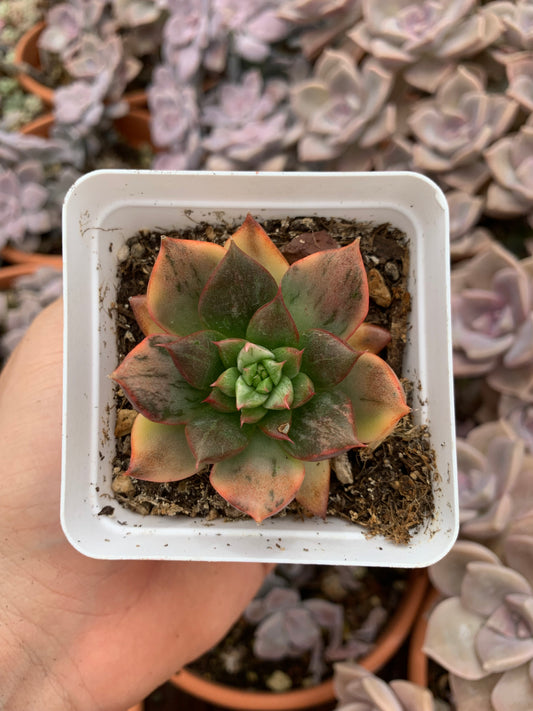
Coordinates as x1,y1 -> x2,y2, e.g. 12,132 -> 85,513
476,595 -> 533,674
461,562 -> 532,617
39,5 -> 83,54
423,597 -> 487,680
491,663 -> 533,711
304,598 -> 344,650
199,242 -> 278,338
111,335 -> 205,424
429,539 -> 501,598
449,673 -> 497,711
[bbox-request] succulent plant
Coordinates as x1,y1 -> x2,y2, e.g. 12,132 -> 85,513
486,0 -> 533,63
147,64 -> 201,166
347,0 -> 503,92
161,0 -> 210,82
111,0 -> 162,27
499,394 -> 533,453
334,662 -> 438,711
485,117 -> 533,228
451,242 -> 533,401
0,267 -> 63,361
505,54 -> 533,113
408,65 -> 518,193
447,190 -> 492,261
426,540 -> 533,711
291,51 -> 396,166
0,162 -> 53,250
111,215 -> 409,522
201,69 -> 300,171
457,419 -> 526,541
244,585 -> 344,682
278,0 -> 362,59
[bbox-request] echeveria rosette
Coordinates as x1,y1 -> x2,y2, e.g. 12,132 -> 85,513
112,215 -> 409,522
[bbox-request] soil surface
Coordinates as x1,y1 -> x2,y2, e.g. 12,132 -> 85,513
110,216 -> 437,544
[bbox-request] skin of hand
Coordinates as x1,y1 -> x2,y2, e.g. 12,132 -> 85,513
0,299 -> 273,711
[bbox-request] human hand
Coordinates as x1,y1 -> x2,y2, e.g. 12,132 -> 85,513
0,299 -> 272,711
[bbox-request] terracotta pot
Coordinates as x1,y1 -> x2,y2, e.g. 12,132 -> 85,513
170,569 -> 428,711
0,245 -> 62,270
18,109 -> 153,150
0,263 -> 41,289
407,585 -> 441,688
14,22 -> 147,108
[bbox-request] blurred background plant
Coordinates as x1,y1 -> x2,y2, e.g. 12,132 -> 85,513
2,0 -> 533,707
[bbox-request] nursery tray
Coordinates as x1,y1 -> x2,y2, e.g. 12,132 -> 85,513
61,170 -> 457,565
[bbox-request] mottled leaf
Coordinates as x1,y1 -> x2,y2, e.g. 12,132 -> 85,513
291,372 -> 315,408
246,289 -> 299,349
300,329 -> 359,388
272,347 -> 303,378
162,330 -> 223,389
295,460 -> 330,518
281,239 -> 368,339
203,388 -> 237,412
199,241 -> 278,337
110,335 -> 204,424
339,352 -> 410,444
227,213 -> 289,285
210,432 -> 305,522
126,414 -> 197,482
282,390 -> 361,461
147,237 -> 225,336
186,408 -> 250,466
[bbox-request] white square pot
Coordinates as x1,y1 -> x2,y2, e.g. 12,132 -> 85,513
61,170 -> 458,565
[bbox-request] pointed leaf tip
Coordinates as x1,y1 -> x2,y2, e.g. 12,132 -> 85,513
281,238 -> 369,339
147,237 -> 225,336
227,214 -> 290,285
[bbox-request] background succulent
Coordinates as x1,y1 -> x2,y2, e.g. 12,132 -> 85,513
347,0 -> 502,92
426,539 -> 533,711
112,215 -> 409,522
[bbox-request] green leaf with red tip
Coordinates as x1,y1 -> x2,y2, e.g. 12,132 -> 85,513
240,406 -> 267,424
281,239 -> 368,339
211,367 -> 239,396
126,414 -> 197,482
263,359 -> 284,385
147,237 -> 225,336
259,410 -> 293,442
246,290 -> 299,349
338,352 -> 410,444
295,460 -> 330,518
347,322 -> 391,354
215,338 -> 247,368
237,342 -> 275,369
300,329 -> 359,388
129,295 -> 166,336
198,242 -> 278,337
186,408 -> 250,466
110,335 -> 204,424
264,375 -> 294,410
236,378 -> 269,409
227,214 -> 289,285
272,347 -> 303,378
162,330 -> 223,390
282,390 -> 361,461
291,372 -> 315,408
210,431 -> 305,522
204,389 -> 237,412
